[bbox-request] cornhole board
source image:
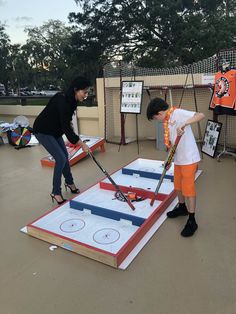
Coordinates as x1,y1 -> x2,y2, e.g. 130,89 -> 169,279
40,135 -> 105,167
22,158 -> 202,269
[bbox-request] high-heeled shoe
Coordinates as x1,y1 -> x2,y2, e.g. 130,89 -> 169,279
64,183 -> 80,194
50,194 -> 67,205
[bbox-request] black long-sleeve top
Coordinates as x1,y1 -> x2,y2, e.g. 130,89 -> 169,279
33,92 -> 80,144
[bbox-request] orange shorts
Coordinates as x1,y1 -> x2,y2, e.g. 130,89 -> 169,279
174,163 -> 198,197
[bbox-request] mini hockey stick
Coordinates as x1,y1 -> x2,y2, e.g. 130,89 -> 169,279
150,135 -> 182,206
88,151 -> 135,210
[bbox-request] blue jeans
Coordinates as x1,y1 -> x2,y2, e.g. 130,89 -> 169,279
35,133 -> 74,195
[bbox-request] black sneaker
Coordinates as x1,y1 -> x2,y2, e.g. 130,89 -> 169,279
167,203 -> 188,218
181,219 -> 198,237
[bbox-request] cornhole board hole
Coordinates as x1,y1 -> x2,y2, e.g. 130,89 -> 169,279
23,158 -> 201,269
40,135 -> 105,167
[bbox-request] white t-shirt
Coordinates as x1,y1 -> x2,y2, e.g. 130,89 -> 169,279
168,108 -> 200,165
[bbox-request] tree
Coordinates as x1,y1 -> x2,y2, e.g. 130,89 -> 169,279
69,0 -> 236,68
0,23 -> 12,91
9,44 -> 35,91
0,23 -> 40,92
24,20 -> 74,88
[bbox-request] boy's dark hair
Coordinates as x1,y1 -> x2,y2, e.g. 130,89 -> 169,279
146,97 -> 169,120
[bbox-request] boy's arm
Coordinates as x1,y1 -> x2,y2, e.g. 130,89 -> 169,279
177,112 -> 205,135
184,112 -> 205,127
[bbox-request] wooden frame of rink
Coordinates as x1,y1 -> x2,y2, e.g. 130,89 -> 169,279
26,191 -> 176,268
26,158 -> 179,268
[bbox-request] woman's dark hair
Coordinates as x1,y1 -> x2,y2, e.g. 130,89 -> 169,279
146,97 -> 169,120
71,76 -> 91,91
65,76 -> 91,104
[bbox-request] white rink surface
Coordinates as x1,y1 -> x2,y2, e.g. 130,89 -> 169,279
31,204 -> 139,254
28,158 -> 174,255
123,158 -> 174,176
72,182 -> 167,219
101,169 -> 174,195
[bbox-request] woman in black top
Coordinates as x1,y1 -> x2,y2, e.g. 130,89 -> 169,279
33,76 -> 91,204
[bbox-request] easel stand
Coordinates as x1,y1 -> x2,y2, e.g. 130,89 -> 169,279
118,113 -> 140,154
217,115 -> 236,161
135,114 -> 139,154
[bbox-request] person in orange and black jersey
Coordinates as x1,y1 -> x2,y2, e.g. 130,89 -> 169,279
210,60 -> 236,115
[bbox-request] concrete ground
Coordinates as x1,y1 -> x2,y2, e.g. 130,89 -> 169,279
0,140 -> 235,314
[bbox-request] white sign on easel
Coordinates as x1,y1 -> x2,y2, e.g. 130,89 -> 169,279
120,81 -> 144,114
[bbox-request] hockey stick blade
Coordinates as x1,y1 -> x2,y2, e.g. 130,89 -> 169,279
88,151 -> 135,210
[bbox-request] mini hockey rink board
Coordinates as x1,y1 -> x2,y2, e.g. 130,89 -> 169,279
24,158 -> 201,269
40,135 -> 105,167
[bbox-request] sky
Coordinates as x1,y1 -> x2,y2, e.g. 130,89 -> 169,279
0,0 -> 80,44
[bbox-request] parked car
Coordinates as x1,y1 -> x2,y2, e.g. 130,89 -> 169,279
20,91 -> 29,96
39,90 -> 60,96
19,87 -> 32,96
0,83 -> 6,96
30,90 -> 42,96
7,91 -> 17,97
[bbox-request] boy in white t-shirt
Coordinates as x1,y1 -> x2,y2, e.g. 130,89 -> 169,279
147,97 -> 205,237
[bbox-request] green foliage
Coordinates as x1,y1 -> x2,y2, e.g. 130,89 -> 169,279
0,23 -> 11,89
1,1 -> 236,94
8,44 -> 35,91
24,20 -> 74,88
70,0 -> 236,67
